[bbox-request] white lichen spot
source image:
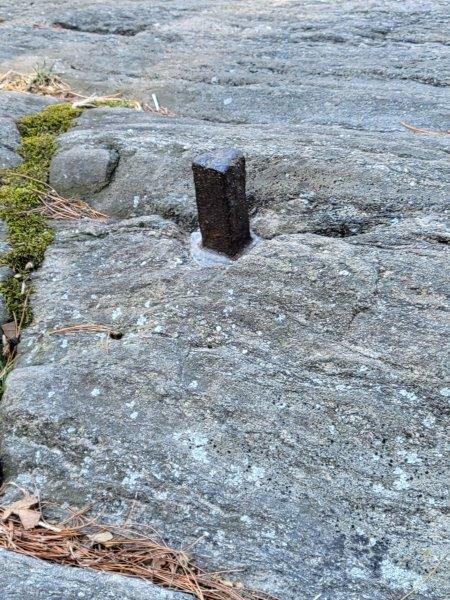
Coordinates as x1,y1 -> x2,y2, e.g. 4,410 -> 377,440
130,411 -> 138,420
121,471 -> 141,488
399,389 -> 417,401
48,391 -> 55,398
381,560 -> 423,591
136,315 -> 147,327
133,195 -> 140,208
72,309 -> 81,320
397,450 -> 421,464
248,465 -> 265,487
373,483 -> 388,495
90,388 -> 101,397
276,313 -> 286,323
214,529 -> 226,542
393,467 -> 410,490
153,325 -> 164,333
111,307 -> 122,321
60,339 -> 68,349
240,515 -> 252,525
439,387 -> 450,397
189,380 -> 199,390
189,432 -> 209,463
349,566 -> 369,579
223,97 -> 233,105
422,414 -> 436,428
144,300 -> 151,308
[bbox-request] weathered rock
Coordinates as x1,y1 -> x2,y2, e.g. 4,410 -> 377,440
1,213 -> 448,600
0,549 -> 190,599
49,145 -> 119,197
0,2 -> 449,599
0,92 -> 57,168
53,8 -> 150,36
0,117 -> 20,168
0,1 -> 448,125
49,108 -> 449,233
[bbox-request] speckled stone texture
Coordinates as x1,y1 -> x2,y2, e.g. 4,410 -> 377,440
0,549 -> 190,599
0,1 -> 449,599
1,212 -> 448,600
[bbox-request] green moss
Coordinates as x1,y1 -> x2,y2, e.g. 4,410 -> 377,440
17,103 -> 81,137
0,277 -> 33,327
0,103 -> 81,324
91,98 -> 136,108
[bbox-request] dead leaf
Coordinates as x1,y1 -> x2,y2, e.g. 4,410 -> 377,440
1,321 -> 18,341
87,531 -> 114,545
2,494 -> 39,521
17,508 -> 41,530
2,494 -> 41,530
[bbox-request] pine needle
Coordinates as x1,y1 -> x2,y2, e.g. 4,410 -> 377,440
0,488 -> 278,600
400,122 -> 450,136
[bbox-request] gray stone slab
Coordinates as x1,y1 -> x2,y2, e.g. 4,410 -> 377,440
0,93 -> 58,169
0,1 -> 448,127
0,2 -> 449,600
0,549 -> 190,600
49,145 -> 119,196
48,108 -> 449,235
1,214 -> 448,600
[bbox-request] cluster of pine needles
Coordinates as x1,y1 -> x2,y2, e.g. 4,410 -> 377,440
2,170 -> 106,221
0,487 -> 278,600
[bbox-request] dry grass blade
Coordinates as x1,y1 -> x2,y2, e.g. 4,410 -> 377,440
400,121 -> 450,136
49,324 -> 113,334
0,488 -> 280,600
0,68 -> 72,97
0,68 -> 173,115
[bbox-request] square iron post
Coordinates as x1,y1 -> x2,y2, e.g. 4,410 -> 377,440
192,148 -> 251,257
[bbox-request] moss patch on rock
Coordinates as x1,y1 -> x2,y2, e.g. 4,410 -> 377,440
0,103 -> 81,324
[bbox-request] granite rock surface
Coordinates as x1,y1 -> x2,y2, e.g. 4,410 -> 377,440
0,549 -> 190,600
0,2 -> 449,599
